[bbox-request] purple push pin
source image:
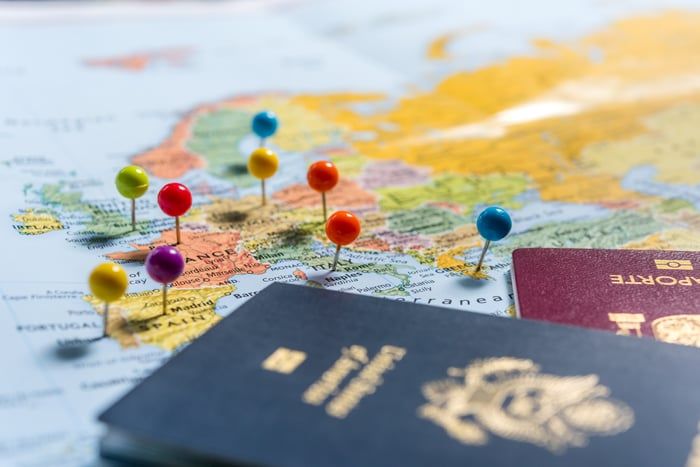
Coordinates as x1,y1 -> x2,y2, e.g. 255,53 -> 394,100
145,245 -> 185,315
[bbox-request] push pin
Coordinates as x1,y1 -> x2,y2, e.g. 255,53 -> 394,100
307,160 -> 339,223
88,262 -> 128,338
248,147 -> 278,206
475,206 -> 512,272
145,245 -> 185,315
115,165 -> 149,231
252,111 -> 278,147
158,183 -> 192,245
326,210 -> 361,271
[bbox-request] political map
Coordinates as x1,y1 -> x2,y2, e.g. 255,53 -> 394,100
2,0 -> 700,464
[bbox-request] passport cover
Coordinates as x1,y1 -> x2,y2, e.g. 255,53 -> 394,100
512,248 -> 700,346
100,282 -> 700,467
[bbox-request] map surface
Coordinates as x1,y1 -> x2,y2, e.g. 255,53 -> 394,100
2,0 -> 700,464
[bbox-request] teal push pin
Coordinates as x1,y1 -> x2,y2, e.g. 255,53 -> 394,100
475,206 -> 512,272
252,111 -> 278,147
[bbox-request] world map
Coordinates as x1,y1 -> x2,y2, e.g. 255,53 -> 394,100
2,0 -> 700,464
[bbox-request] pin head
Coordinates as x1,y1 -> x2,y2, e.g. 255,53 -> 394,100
115,165 -> 149,199
307,160 -> 339,193
326,210 -> 361,246
252,111 -> 278,139
247,148 -> 279,180
158,183 -> 192,217
476,206 -> 512,241
89,262 -> 128,303
145,245 -> 185,285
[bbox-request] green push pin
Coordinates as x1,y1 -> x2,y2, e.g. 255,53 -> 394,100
115,165 -> 149,230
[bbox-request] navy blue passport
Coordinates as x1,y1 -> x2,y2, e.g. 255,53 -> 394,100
100,283 -> 700,466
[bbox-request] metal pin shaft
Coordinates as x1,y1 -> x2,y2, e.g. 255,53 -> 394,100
162,284 -> 168,315
103,302 -> 109,338
131,199 -> 136,231
322,192 -> 327,223
261,179 -> 266,206
331,244 -> 341,271
175,216 -> 181,245
475,239 -> 491,272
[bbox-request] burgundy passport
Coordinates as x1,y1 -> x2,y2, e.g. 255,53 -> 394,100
512,248 -> 700,346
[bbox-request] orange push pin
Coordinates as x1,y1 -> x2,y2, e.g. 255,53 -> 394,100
307,160 -> 339,223
325,210 -> 361,271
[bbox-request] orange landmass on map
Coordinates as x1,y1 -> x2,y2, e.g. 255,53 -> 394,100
84,47 -> 192,72
107,229 -> 268,288
272,179 -> 377,210
132,113 -> 206,179
86,55 -> 150,71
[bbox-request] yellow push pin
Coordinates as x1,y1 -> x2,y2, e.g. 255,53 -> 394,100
89,262 -> 128,338
247,147 -> 278,206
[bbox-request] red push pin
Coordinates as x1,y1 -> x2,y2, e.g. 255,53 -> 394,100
325,210 -> 361,271
307,160 -> 339,223
158,183 -> 192,245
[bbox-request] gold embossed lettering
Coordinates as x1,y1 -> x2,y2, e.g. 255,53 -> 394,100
302,345 -> 368,406
638,275 -> 654,285
261,347 -> 307,374
608,275 -> 700,286
325,345 -> 406,419
609,275 -> 624,285
623,275 -> 643,285
656,276 -> 678,286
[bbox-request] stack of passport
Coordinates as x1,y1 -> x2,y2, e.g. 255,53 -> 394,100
100,281 -> 700,466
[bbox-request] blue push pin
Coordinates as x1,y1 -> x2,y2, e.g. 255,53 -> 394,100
252,111 -> 278,147
475,206 -> 512,272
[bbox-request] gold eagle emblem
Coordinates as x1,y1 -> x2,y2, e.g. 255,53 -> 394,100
418,357 -> 634,453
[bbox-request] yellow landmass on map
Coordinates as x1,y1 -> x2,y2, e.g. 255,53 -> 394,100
624,229 -> 700,251
583,12 -> 700,81
427,32 -> 455,60
85,285 -> 234,351
437,247 -> 489,280
292,93 -> 385,134
581,103 -> 700,185
425,27 -> 496,60
12,209 -> 62,235
295,12 -> 700,206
